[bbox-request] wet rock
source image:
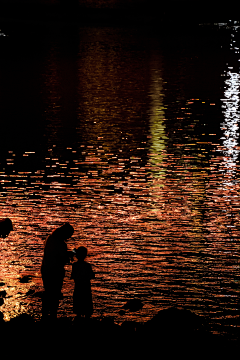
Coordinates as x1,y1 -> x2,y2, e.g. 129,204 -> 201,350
19,275 -> 32,283
119,309 -> 126,315
123,299 -> 143,312
0,290 -> 6,298
101,316 -> 115,328
0,312 -> 4,323
26,289 -> 36,296
145,307 -> 206,338
73,315 -> 91,329
69,203 -> 78,208
32,290 -> 45,298
121,320 -> 138,333
71,317 -> 103,344
0,218 -> 13,238
9,313 -> 35,327
28,194 -> 41,199
53,317 -> 73,333
99,316 -> 121,336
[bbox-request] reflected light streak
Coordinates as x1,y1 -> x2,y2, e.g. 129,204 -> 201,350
148,66 -> 168,181
146,62 -> 169,220
220,32 -> 240,187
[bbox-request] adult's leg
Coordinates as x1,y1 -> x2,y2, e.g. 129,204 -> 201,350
42,271 -> 65,320
48,275 -> 64,319
41,291 -> 50,319
48,294 -> 60,319
42,275 -> 62,319
42,276 -> 53,320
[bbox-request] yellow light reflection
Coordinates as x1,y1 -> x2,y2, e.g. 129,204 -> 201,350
148,65 -> 168,181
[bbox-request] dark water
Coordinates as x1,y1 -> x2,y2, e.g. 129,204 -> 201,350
0,21 -> 240,338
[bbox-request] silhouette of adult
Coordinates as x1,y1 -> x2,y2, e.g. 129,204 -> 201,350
0,218 -> 13,238
71,246 -> 95,318
41,222 -> 74,320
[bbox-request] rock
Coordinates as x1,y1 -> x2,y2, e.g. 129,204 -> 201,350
33,290 -> 44,297
121,321 -> 138,333
32,290 -> 45,298
10,313 -> 35,327
0,218 -> 13,238
123,299 -> 143,312
19,275 -> 32,283
26,289 -> 36,296
56,317 -> 73,328
99,317 -> 120,335
28,194 -> 41,199
101,316 -> 115,327
0,290 -> 7,298
119,310 -> 126,315
145,307 -> 205,336
0,311 -> 4,323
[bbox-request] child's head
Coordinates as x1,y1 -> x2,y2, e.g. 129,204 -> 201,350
76,246 -> 87,261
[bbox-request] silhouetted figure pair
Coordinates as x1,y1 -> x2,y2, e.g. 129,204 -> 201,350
41,222 -> 74,320
41,224 -> 95,321
0,218 -> 13,238
71,246 -> 95,319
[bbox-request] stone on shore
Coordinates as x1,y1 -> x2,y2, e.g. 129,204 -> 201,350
123,299 -> 143,312
146,307 -> 205,333
0,307 -> 238,357
19,275 -> 32,283
0,290 -> 6,298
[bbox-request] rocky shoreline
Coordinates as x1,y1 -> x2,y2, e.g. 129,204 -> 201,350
1,307 -> 239,356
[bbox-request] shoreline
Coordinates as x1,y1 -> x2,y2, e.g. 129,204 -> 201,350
1,306 -> 239,352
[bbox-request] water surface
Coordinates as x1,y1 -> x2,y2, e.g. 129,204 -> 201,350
0,21 -> 240,339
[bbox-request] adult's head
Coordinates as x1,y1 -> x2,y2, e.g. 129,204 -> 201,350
52,222 -> 74,241
0,218 -> 13,238
76,246 -> 87,261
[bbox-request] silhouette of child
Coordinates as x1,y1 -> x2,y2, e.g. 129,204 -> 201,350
71,246 -> 95,318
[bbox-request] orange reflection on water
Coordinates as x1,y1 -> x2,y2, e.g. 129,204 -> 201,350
0,24 -> 240,340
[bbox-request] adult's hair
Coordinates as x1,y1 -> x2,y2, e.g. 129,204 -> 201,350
51,222 -> 74,241
76,246 -> 87,260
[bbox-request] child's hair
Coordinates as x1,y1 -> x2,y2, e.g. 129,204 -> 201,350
76,246 -> 87,260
